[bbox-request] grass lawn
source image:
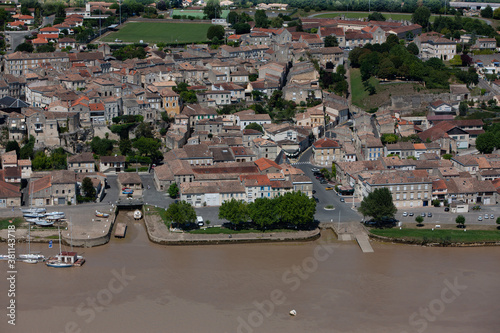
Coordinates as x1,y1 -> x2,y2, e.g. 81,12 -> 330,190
0,217 -> 22,229
350,68 -> 381,108
189,227 -> 294,234
314,11 -> 436,22
172,9 -> 229,19
370,228 -> 500,243
101,22 -> 211,44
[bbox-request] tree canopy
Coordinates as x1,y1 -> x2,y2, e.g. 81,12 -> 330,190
254,9 -> 269,28
276,191 -> 316,227
207,24 -> 225,41
359,188 -> 397,221
248,198 -> 278,230
203,0 -> 222,19
412,6 -> 431,28
81,177 -> 96,201
219,198 -> 249,225
165,201 -> 197,227
244,122 -> 264,133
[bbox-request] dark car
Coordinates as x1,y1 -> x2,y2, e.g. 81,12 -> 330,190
444,207 -> 449,212
409,212 -> 414,216
312,190 -> 316,194
340,198 -> 345,202
427,212 -> 432,217
320,180 -> 328,184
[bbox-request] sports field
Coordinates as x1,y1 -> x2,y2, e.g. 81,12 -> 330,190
101,22 -> 211,43
172,9 -> 229,19
314,11 -> 436,22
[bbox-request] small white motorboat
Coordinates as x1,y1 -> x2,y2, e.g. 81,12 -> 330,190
18,253 -> 45,260
46,215 -> 65,221
289,310 -> 297,316
45,212 -> 65,217
35,220 -> 55,226
21,207 -> 46,214
133,210 -> 142,220
23,213 -> 45,218
23,259 -> 38,264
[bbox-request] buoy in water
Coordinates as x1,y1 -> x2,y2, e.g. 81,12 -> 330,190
289,310 -> 297,316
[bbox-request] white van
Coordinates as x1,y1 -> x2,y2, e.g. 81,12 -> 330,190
197,216 -> 204,226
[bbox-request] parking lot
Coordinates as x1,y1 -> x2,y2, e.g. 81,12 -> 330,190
396,205 -> 500,226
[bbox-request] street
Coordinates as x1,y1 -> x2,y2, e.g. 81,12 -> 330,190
396,205 -> 500,226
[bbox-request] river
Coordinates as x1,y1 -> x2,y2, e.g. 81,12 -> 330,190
1,212 -> 500,333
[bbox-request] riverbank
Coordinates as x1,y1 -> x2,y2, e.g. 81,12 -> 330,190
369,226 -> 500,247
143,209 -> 320,245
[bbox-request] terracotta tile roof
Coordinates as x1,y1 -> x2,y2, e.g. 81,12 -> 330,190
254,158 -> 281,172
313,138 -> 340,148
118,172 -> 142,185
0,180 -> 21,199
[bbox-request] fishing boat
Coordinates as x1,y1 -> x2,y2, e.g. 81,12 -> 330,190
46,214 -> 65,221
26,217 -> 48,224
46,224 -> 85,268
45,212 -> 65,217
133,210 -> 142,220
21,207 -> 46,214
19,225 -> 44,263
122,188 -> 133,194
0,255 -> 10,261
35,220 -> 55,226
23,213 -> 46,218
95,210 -> 110,218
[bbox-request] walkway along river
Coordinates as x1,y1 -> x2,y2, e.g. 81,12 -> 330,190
1,211 -> 499,333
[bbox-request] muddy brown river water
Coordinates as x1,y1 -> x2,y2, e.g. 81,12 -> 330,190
1,212 -> 500,333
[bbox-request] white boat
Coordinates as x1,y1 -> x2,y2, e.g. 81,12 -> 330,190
23,213 -> 45,218
95,210 -> 110,218
289,310 -> 297,316
45,212 -> 65,217
23,259 -> 38,264
18,253 -> 45,260
36,220 -> 55,226
46,224 -> 85,268
0,254 -> 11,261
133,210 -> 142,220
21,207 -> 46,214
46,215 -> 65,221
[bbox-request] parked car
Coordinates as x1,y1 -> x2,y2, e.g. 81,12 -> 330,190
325,187 -> 334,191
312,190 -> 316,194
340,198 -> 345,202
484,214 -> 489,219
320,180 -> 328,184
421,213 -> 426,217
197,216 -> 204,226
491,214 -> 494,219
311,168 -> 320,172
409,212 -> 414,216
428,213 -> 432,217
478,216 -> 483,221
403,212 -> 408,217
444,207 -> 449,212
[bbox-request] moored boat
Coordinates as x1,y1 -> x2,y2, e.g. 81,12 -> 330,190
35,220 -> 55,226
95,210 -> 110,218
133,210 -> 142,220
21,207 -> 46,214
45,212 -> 65,217
122,188 -> 133,194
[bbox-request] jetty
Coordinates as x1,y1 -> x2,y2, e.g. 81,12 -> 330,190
114,223 -> 127,238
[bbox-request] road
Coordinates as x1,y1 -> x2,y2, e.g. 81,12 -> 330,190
292,147 -> 362,223
396,205 -> 500,226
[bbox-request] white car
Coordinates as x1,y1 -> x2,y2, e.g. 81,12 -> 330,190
196,216 -> 204,226
478,216 -> 483,221
403,212 -> 408,217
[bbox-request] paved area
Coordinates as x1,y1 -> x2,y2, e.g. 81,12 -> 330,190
396,206 -> 500,226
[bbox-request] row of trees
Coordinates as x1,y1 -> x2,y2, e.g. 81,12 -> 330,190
164,191 -> 316,230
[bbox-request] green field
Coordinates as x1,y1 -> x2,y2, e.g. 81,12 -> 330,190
350,68 -> 380,108
314,11 -> 436,22
101,22 -> 211,44
172,9 -> 229,19
370,228 -> 500,243
189,227 -> 294,234
0,217 -> 22,230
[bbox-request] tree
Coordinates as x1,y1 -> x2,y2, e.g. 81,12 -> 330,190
15,42 -> 34,53
442,154 -> 453,160
415,215 -> 424,226
254,9 -> 268,28
218,198 -> 249,226
227,11 -> 239,25
90,137 -> 114,156
203,0 -> 222,20
180,90 -> 198,104
32,151 -> 49,171
157,0 -> 167,11
234,22 -> 251,34
476,132 -> 497,154
112,44 -> 147,61
459,101 -> 468,116
432,199 -> 440,207
6,141 -> 20,157
81,177 -> 96,200
494,7 -> 500,20
359,188 -> 397,221
331,163 -> 336,179
276,191 -> 316,227
367,11 -> 386,21
135,122 -> 154,138
455,215 -> 466,228
20,136 -> 35,160
407,42 -> 419,56
168,183 -> 179,199
133,137 -> 162,162
119,139 -> 132,156
270,17 -> 283,28
207,24 -> 225,41
381,133 -> 398,145
324,35 -> 338,48
248,198 -> 278,229
481,5 -> 493,19
412,6 -> 431,28
165,201 -> 197,228
50,147 -> 67,169
244,122 -> 264,133
496,217 -> 500,229
450,55 -> 462,67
